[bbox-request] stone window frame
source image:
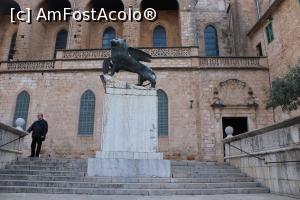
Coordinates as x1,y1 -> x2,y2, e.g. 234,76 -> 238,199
213,108 -> 257,161
153,25 -> 167,48
8,32 -> 17,61
204,25 -> 220,56
102,27 -> 116,49
78,89 -> 96,136
157,89 -> 169,137
13,90 -> 30,129
54,29 -> 68,58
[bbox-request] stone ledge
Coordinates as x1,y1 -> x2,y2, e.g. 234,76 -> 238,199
224,145 -> 300,160
224,116 -> 300,143
96,151 -> 163,160
88,158 -> 171,177
0,122 -> 28,137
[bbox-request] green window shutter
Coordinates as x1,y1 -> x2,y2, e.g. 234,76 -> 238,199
266,22 -> 274,44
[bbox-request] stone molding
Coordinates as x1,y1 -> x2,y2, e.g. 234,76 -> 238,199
0,122 -> 27,137
224,116 -> 300,143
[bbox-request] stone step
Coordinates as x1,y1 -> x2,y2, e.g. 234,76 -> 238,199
15,158 -> 87,165
171,161 -> 231,166
0,169 -> 86,177
11,161 -> 88,167
0,180 -> 260,189
15,159 -> 229,167
5,165 -> 87,172
5,165 -> 240,174
0,174 -> 255,183
172,172 -> 247,178
0,186 -> 270,195
171,165 -> 236,169
0,169 -> 246,178
171,168 -> 241,173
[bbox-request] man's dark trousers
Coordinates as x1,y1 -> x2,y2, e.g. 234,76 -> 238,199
31,137 -> 43,157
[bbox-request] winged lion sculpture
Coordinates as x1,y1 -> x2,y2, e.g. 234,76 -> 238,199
102,38 -> 156,88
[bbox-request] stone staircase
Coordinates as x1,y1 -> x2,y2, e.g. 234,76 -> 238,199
0,158 -> 269,195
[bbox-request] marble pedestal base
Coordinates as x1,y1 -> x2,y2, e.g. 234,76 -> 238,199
88,158 -> 170,177
88,83 -> 170,177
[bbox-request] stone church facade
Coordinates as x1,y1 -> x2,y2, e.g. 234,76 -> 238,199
0,0 -> 299,161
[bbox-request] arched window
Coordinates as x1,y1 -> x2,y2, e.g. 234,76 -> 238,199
8,33 -> 17,61
54,30 -> 68,58
78,90 -> 96,135
55,30 -> 68,50
102,27 -> 116,48
204,25 -> 219,56
153,26 -> 167,47
13,91 -> 30,129
157,89 -> 168,136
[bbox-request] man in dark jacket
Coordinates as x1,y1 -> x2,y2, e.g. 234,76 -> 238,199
27,113 -> 48,158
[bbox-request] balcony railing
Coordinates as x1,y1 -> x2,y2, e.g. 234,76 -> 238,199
56,47 -> 199,60
198,57 -> 267,68
0,61 -> 55,72
0,47 -> 268,72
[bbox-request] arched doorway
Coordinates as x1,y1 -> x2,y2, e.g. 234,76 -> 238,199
84,0 -> 124,49
29,0 -> 71,59
140,0 -> 180,47
0,0 -> 20,61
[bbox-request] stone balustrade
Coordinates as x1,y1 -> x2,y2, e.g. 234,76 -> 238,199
198,57 -> 268,68
0,61 -> 55,72
56,47 -> 198,60
223,116 -> 300,197
0,47 -> 268,72
0,122 -> 28,169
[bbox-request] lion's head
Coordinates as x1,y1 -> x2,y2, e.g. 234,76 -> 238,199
111,38 -> 127,50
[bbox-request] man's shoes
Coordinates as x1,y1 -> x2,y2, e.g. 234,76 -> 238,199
28,155 -> 35,158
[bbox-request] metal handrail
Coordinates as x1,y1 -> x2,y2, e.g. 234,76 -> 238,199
0,134 -> 27,149
226,143 -> 266,161
226,143 -> 300,165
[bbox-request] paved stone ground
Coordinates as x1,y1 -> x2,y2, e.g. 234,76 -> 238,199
0,193 -> 298,200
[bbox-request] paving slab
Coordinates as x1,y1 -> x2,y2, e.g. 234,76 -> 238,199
0,193 -> 298,200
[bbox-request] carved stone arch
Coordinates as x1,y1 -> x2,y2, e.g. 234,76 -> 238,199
138,0 -> 182,10
34,0 -> 73,11
211,79 -> 258,108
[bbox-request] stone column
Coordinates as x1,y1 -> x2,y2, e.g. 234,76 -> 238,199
14,1 -> 32,60
122,6 -> 141,47
179,9 -> 197,46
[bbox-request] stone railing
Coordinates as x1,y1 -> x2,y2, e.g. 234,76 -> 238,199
0,48 -> 267,71
56,47 -> 199,60
224,116 -> 300,197
0,122 -> 28,169
198,57 -> 268,68
0,61 -> 55,71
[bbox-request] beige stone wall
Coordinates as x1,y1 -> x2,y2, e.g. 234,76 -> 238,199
247,0 -> 300,121
197,69 -> 274,161
0,0 -> 298,160
1,0 -> 231,59
0,71 -> 103,158
0,14 -> 18,61
0,57 -> 274,160
228,0 -> 258,56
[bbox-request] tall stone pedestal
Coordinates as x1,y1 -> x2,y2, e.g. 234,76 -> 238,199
88,83 -> 170,177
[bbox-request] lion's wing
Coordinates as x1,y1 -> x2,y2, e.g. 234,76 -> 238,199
128,47 -> 151,63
